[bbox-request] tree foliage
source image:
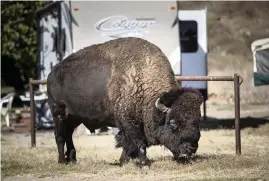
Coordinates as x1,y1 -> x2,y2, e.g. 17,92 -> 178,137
1,1 -> 48,86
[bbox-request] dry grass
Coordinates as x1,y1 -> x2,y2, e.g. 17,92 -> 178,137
1,124 -> 269,181
1,148 -> 269,181
242,124 -> 269,137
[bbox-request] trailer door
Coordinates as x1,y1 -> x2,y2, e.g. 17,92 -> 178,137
178,9 -> 208,96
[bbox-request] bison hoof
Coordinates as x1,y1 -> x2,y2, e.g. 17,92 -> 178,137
66,158 -> 77,163
65,149 -> 77,163
69,149 -> 77,163
119,157 -> 130,166
141,159 -> 151,166
58,159 -> 67,164
136,159 -> 152,168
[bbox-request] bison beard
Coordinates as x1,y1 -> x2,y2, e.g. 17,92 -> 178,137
47,37 -> 203,166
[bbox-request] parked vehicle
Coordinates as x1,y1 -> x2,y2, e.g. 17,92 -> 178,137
251,38 -> 269,86
35,98 -> 54,129
0,92 -> 54,130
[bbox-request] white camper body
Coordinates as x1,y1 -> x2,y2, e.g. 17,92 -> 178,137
37,1 -> 208,96
71,1 -> 207,93
71,1 -> 179,71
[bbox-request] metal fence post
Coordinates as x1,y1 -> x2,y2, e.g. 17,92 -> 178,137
234,73 -> 241,155
29,78 -> 36,147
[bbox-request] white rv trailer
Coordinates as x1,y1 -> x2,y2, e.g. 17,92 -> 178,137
71,1 -> 208,97
36,1 -> 208,109
36,0 -> 75,92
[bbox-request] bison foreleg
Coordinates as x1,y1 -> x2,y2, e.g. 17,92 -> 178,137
119,148 -> 131,166
117,120 -> 150,166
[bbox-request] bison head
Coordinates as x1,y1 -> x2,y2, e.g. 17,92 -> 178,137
154,87 -> 203,160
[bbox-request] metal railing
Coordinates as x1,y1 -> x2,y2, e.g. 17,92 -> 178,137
29,73 -> 243,155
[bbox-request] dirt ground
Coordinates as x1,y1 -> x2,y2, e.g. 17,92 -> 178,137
1,102 -> 269,181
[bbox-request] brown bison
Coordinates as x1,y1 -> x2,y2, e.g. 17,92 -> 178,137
47,37 -> 203,166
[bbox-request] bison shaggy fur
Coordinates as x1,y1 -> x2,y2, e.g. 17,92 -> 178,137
47,37 -> 203,166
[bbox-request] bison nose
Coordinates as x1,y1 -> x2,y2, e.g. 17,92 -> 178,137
180,142 -> 198,155
182,129 -> 201,143
188,144 -> 198,154
187,143 -> 197,152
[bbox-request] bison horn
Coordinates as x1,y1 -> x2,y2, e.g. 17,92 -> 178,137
155,98 -> 170,113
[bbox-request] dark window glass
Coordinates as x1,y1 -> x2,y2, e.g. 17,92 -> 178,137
179,20 -> 198,53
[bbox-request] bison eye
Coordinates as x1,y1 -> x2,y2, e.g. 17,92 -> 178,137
169,119 -> 177,130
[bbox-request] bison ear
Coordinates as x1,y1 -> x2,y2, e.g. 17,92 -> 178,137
159,88 -> 183,107
181,87 -> 204,106
159,87 -> 204,107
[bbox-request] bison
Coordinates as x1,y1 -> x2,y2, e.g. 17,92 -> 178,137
47,37 -> 203,166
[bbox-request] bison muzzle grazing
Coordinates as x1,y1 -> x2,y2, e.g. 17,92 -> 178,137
47,37 -> 203,166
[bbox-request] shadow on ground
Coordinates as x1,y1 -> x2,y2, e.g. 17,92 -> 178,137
200,116 -> 269,130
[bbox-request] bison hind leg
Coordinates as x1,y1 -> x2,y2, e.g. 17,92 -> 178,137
52,101 -> 78,164
52,104 -> 67,164
65,119 -> 81,163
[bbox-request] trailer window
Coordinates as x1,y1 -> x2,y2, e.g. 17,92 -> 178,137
179,20 -> 198,53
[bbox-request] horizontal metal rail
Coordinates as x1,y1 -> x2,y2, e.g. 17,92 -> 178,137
29,79 -> 47,85
175,75 -> 234,81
